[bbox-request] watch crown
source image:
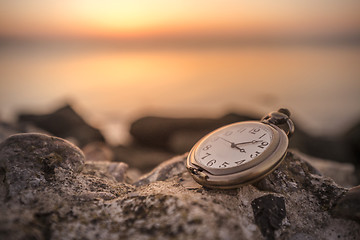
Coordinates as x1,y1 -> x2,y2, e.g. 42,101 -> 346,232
261,109 -> 295,137
278,108 -> 291,117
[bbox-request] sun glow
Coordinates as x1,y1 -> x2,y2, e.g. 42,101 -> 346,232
1,0 -> 359,39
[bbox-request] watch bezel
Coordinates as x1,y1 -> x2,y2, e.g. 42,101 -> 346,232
191,121 -> 278,175
186,121 -> 289,188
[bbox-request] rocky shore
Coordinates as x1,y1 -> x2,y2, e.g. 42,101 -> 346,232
1,105 -> 359,239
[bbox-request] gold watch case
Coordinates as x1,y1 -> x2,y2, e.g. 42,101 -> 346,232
186,121 -> 289,189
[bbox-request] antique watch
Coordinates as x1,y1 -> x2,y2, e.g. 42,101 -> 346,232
186,108 -> 294,189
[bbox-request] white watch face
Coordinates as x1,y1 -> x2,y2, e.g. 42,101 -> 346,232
194,122 -> 274,169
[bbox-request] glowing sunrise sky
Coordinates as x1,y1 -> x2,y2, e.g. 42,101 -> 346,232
1,0 -> 360,40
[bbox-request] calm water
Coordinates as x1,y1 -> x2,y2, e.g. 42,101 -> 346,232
1,44 -> 360,143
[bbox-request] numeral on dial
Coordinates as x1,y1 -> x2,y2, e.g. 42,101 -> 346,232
250,151 -> 261,158
235,160 -> 246,165
220,162 -> 229,168
201,152 -> 211,159
249,128 -> 260,134
203,145 -> 212,151
207,159 -> 216,166
258,141 -> 269,149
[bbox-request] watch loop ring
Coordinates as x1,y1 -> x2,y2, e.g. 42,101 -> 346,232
261,108 -> 294,138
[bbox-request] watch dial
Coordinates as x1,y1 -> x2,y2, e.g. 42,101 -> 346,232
195,122 -> 273,169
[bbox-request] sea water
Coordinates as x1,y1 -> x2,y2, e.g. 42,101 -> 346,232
1,43 -> 359,143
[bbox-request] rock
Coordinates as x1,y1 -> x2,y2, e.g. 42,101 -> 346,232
332,185 -> 360,223
168,130 -> 210,154
83,141 -> 174,175
129,113 -> 256,152
134,154 -> 187,186
0,133 -> 132,239
82,161 -> 129,183
345,120 -> 360,176
0,121 -> 18,143
0,133 -> 85,199
83,142 -> 114,162
252,194 -> 286,240
289,125 -> 355,166
293,151 -> 358,187
18,104 -> 105,147
111,145 -> 174,173
1,133 -> 359,240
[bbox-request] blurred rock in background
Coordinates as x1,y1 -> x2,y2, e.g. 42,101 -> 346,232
0,104 -> 359,185
18,104 -> 105,148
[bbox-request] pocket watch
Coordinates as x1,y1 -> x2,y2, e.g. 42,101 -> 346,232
186,108 -> 294,189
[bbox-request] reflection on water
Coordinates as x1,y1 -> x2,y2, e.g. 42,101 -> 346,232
0,44 -> 360,141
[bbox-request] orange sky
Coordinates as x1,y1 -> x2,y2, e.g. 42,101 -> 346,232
0,1 -> 360,39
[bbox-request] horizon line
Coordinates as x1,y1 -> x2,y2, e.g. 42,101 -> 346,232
1,33 -> 360,49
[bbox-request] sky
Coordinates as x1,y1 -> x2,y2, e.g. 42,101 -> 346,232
1,0 -> 360,140
1,1 -> 360,40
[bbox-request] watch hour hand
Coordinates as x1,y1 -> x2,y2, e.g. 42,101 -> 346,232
234,146 -> 246,153
220,137 -> 246,153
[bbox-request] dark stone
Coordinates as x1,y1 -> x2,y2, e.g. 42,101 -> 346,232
129,113 -> 256,153
289,125 -> 355,167
18,104 -> 105,147
0,121 -> 18,143
111,145 -> 174,173
332,185 -> 360,223
253,151 -> 345,211
252,194 -> 286,240
345,120 -> 360,176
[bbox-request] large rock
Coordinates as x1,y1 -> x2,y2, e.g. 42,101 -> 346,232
0,133 -> 85,200
129,113 -> 256,152
345,120 -> 360,177
111,145 -> 174,173
293,151 -> 358,188
0,134 -> 359,240
18,104 -> 105,147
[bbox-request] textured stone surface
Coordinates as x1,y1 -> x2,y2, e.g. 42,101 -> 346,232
0,133 -> 85,200
252,195 -> 286,240
134,154 -> 187,187
0,134 -> 359,240
294,151 -> 358,187
332,185 -> 360,223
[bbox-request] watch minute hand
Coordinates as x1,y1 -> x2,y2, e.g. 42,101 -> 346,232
219,137 -> 235,145
235,140 -> 262,146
